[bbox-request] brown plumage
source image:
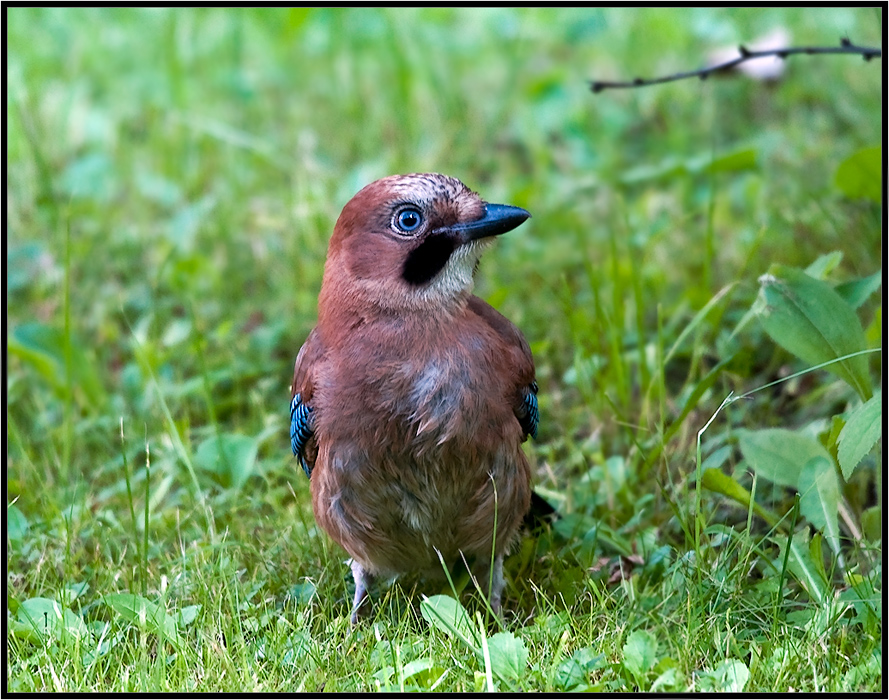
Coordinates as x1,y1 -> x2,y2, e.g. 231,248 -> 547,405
290,173 -> 537,622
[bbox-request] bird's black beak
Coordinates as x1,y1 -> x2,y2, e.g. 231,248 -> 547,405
451,203 -> 531,243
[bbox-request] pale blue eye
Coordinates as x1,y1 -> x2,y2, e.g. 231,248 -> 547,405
396,208 -> 423,232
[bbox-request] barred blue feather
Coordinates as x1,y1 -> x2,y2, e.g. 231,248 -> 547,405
290,393 -> 315,477
519,381 -> 539,439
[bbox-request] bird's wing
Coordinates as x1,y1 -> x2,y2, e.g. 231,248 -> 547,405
290,328 -> 325,477
467,296 -> 539,441
516,381 -> 540,440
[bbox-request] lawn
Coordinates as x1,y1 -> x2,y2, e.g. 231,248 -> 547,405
5,7 -> 883,692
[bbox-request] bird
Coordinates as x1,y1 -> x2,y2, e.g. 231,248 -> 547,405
289,173 -> 538,623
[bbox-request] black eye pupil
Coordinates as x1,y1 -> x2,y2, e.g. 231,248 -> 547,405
397,209 -> 421,231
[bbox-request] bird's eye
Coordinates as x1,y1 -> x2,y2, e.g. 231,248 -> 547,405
395,208 -> 423,233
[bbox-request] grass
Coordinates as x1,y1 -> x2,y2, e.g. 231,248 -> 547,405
6,6 -> 883,692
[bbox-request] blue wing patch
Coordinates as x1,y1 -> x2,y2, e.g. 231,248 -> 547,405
519,381 -> 539,440
290,393 -> 315,478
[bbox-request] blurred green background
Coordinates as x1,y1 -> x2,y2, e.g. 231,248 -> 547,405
6,7 -> 882,692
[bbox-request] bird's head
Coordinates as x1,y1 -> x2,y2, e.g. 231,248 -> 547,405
320,173 -> 530,314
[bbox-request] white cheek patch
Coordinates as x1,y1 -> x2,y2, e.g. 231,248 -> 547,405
351,239 -> 492,312
419,240 -> 491,303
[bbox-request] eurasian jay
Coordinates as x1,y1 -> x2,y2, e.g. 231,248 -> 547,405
289,173 -> 538,623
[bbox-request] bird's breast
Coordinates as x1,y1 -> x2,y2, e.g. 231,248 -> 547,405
407,354 -> 473,443
316,319 -> 519,466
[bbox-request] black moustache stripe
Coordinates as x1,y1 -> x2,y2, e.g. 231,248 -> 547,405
402,233 -> 457,286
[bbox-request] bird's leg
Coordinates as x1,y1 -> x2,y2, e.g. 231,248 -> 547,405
350,559 -> 375,625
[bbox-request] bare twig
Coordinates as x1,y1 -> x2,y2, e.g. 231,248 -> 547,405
591,38 -> 881,93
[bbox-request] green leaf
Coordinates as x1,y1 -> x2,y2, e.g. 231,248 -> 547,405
700,659 -> 750,692
289,581 -> 317,605
837,391 -> 882,479
804,251 -> 843,280
81,629 -> 124,667
773,528 -> 828,604
7,504 -> 29,542
835,271 -> 882,310
555,646 -> 605,690
835,145 -> 881,203
700,468 -> 778,526
651,666 -> 683,692
861,506 -> 881,542
473,670 -> 492,693
799,457 -> 841,554
824,414 -> 847,462
622,629 -> 657,681
842,652 -> 881,690
176,605 -> 202,628
194,433 -> 259,490
704,147 -> 758,174
619,159 -> 684,185
754,264 -> 872,400
401,658 -> 435,682
419,595 -> 480,650
60,151 -> 116,201
486,631 -> 529,682
161,318 -> 192,347
62,581 -> 90,605
282,630 -> 312,664
807,532 -> 829,588
7,322 -> 105,406
7,242 -> 58,294
9,617 -> 43,644
103,593 -> 181,647
17,597 -> 91,644
16,599 -> 62,643
738,428 -> 833,488
840,573 -> 881,628
372,666 -> 395,685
